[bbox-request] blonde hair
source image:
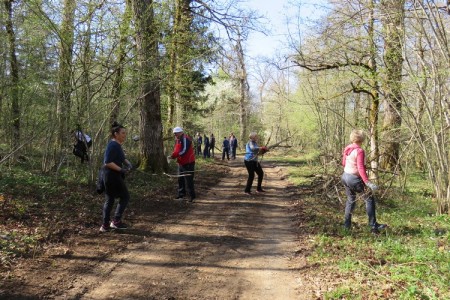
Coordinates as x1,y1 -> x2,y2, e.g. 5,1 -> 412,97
350,129 -> 365,143
249,132 -> 257,139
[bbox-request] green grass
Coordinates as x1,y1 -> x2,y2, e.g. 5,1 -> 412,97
281,154 -> 450,299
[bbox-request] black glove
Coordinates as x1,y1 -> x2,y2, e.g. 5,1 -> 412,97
120,168 -> 129,175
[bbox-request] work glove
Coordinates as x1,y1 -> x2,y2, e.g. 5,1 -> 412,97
126,161 -> 133,170
260,146 -> 268,154
366,182 -> 378,191
120,168 -> 130,175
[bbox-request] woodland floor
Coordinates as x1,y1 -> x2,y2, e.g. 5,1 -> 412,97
0,157 -> 336,299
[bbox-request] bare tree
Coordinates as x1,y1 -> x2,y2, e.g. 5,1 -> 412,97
380,0 -> 406,171
402,1 -> 450,214
289,0 -> 383,175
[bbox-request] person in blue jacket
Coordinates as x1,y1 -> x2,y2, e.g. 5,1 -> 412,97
244,132 -> 268,195
222,136 -> 230,160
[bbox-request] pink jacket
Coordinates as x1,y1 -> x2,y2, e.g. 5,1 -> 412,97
342,143 -> 369,183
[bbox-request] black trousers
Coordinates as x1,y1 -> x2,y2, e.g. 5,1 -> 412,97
222,147 -> 230,160
244,160 -> 264,193
178,162 -> 196,199
102,170 -> 129,225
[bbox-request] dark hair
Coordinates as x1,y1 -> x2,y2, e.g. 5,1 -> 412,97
111,121 -> 125,137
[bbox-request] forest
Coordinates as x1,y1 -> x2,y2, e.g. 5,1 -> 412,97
0,0 -> 449,299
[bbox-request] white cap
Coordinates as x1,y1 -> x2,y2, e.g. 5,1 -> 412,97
173,126 -> 183,133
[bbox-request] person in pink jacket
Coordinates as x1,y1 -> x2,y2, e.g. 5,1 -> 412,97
341,129 -> 387,233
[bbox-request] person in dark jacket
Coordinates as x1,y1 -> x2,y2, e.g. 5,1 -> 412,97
222,136 -> 230,160
195,132 -> 202,156
230,133 -> 238,159
203,134 -> 210,158
99,121 -> 133,232
209,133 -> 216,158
168,127 -> 196,202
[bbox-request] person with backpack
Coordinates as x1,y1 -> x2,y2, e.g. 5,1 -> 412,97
341,129 -> 387,234
99,121 -> 133,232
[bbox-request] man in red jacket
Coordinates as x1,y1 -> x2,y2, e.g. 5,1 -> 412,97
168,127 -> 196,202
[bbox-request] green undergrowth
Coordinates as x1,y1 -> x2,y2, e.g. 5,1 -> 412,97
271,154 -> 449,299
0,156 -> 175,270
0,155 -> 221,272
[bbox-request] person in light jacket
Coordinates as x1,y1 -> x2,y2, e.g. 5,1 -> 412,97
341,129 -> 387,234
243,132 -> 268,195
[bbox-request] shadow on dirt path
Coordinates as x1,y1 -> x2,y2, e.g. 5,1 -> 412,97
77,158 -> 305,299
2,158 -> 312,300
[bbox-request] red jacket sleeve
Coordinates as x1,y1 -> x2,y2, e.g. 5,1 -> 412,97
356,148 -> 369,183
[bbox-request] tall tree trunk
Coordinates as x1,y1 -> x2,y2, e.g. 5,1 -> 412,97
380,0 -> 405,171
4,0 -> 20,150
131,0 -> 166,172
368,0 -> 380,180
175,0 -> 193,129
235,31 -> 249,147
110,0 -> 132,124
56,0 -> 76,154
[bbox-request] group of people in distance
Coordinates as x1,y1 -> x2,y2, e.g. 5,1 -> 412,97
194,132 -> 216,158
92,122 -> 385,235
220,133 -> 238,161
193,132 -> 239,161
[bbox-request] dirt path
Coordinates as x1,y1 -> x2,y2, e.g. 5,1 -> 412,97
2,158 -> 311,299
63,158 -> 304,299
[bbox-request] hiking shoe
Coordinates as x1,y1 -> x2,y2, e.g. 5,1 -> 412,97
189,196 -> 195,203
244,191 -> 252,196
256,189 -> 266,193
373,223 -> 387,230
99,224 -> 110,232
371,223 -> 387,234
110,221 -> 128,229
174,195 -> 185,200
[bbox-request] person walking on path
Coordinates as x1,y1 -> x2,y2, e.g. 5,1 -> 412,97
209,133 -> 216,158
203,134 -> 210,158
222,136 -> 230,160
195,132 -> 202,156
341,129 -> 387,234
230,133 -> 238,159
99,122 -> 133,232
243,132 -> 268,195
168,127 -> 196,202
